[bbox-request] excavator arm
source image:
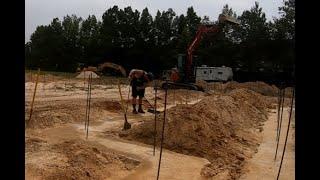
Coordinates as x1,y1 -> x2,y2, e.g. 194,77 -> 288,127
185,14 -> 240,81
185,25 -> 220,80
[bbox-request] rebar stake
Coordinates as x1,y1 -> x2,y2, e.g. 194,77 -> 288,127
84,74 -> 90,132
86,74 -> 93,139
173,89 -> 176,105
153,82 -> 158,156
276,87 -> 284,142
185,90 -> 188,105
276,88 -> 281,139
156,81 -> 168,180
275,87 -> 286,160
277,88 -> 295,180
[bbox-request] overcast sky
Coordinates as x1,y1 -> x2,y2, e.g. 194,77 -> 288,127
25,0 -> 283,42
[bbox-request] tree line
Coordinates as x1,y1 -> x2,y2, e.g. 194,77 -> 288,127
25,1 -> 295,80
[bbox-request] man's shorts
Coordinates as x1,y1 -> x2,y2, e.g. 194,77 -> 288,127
132,86 -> 145,98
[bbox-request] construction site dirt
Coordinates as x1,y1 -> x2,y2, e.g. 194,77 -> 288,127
25,72 -> 294,180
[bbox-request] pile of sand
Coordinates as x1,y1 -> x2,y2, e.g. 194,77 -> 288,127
76,71 -> 100,79
220,81 -> 279,97
25,100 -> 109,129
121,88 -> 272,179
25,73 -> 64,83
228,88 -> 275,111
146,89 -> 205,108
93,100 -> 123,113
26,137 -> 140,180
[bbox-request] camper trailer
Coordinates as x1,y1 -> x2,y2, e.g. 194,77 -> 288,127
195,65 -> 233,82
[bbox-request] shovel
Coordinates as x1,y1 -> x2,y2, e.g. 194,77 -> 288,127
117,82 -> 131,130
144,86 -> 161,114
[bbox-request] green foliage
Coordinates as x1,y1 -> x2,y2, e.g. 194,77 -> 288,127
26,3 -> 295,79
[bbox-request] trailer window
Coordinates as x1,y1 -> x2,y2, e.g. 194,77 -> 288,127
218,72 -> 223,74
210,70 -> 212,73
203,71 -> 207,74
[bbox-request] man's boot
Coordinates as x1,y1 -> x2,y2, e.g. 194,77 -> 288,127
138,104 -> 145,113
132,104 -> 138,114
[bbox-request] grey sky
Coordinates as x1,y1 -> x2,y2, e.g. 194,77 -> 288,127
25,0 -> 284,42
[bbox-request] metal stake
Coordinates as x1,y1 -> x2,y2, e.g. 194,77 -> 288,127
86,74 -> 93,139
276,88 -> 281,138
153,82 -> 158,156
277,88 -> 295,180
84,74 -> 90,131
185,90 -> 188,105
275,87 -> 286,160
173,89 -> 176,105
156,81 -> 168,180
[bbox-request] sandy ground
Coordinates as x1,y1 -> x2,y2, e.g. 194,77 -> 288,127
77,119 -> 210,180
239,107 -> 295,180
25,76 -> 209,179
25,74 -> 295,179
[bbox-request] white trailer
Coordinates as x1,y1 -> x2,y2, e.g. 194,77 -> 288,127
195,65 -> 233,82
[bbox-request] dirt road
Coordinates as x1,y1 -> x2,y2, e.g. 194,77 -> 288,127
239,107 -> 295,180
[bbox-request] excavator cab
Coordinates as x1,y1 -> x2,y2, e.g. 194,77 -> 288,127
176,54 -> 199,83
161,13 -> 239,91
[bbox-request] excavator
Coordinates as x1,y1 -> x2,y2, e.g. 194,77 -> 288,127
161,13 -> 239,91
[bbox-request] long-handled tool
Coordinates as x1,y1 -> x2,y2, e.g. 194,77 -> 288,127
118,81 -> 131,130
144,95 -> 161,114
125,85 -> 131,112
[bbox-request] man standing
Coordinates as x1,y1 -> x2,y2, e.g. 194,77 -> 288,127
129,69 -> 153,114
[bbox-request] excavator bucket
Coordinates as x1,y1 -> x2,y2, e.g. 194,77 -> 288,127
218,14 -> 240,25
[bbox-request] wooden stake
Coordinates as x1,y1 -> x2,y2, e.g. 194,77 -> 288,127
27,68 -> 40,127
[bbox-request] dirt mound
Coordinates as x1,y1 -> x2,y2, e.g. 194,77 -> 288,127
195,80 -> 209,90
76,71 -> 100,78
93,100 -> 123,112
147,89 -> 204,106
25,100 -> 109,129
228,88 -> 274,111
25,72 -> 64,83
26,138 -> 140,180
121,88 -> 270,179
216,81 -> 279,97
